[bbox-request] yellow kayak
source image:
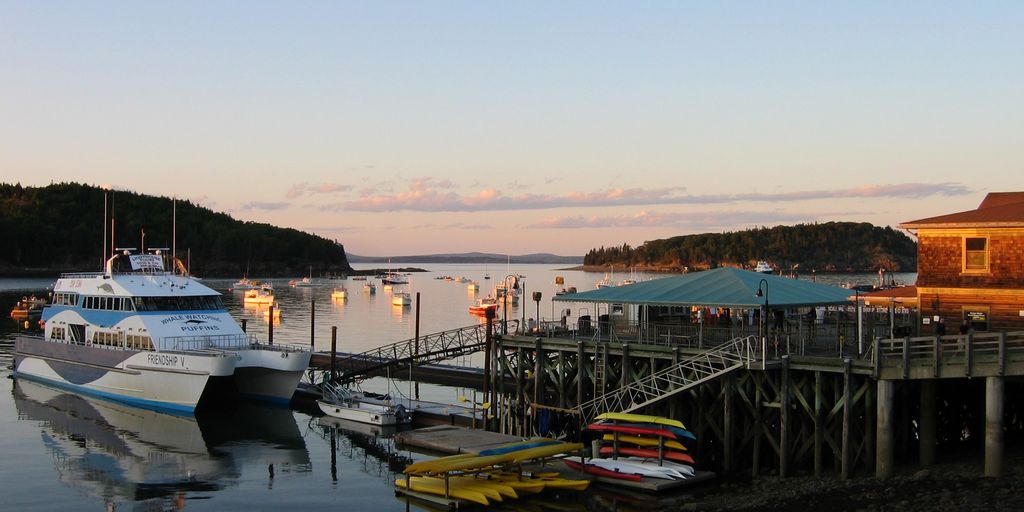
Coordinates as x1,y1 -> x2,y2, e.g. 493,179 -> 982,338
395,477 -> 490,506
404,438 -> 563,475
490,472 -> 589,491
449,476 -> 518,499
602,433 -> 687,451
596,412 -> 687,429
510,442 -> 584,463
423,441 -> 582,474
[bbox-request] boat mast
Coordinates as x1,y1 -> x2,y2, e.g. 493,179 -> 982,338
172,196 -> 177,275
102,188 -> 108,268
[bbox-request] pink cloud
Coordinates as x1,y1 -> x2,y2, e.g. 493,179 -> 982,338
286,182 -> 353,198
333,181 -> 968,213
529,209 -> 814,229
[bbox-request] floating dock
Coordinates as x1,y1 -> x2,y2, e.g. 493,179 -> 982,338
395,425 -> 523,455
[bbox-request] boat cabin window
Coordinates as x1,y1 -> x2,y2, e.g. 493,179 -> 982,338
126,334 -> 153,350
82,296 -> 135,311
91,330 -> 123,347
132,295 -> 224,312
49,327 -> 66,341
53,292 -> 79,306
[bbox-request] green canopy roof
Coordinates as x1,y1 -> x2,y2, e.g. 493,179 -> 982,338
553,267 -> 853,308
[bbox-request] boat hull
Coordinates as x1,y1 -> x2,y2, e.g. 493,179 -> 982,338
231,348 -> 311,403
13,336 -> 236,414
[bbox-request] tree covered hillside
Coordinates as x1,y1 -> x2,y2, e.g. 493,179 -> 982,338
585,222 -> 917,272
0,182 -> 351,277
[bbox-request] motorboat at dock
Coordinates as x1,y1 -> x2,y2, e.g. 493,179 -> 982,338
316,384 -> 411,426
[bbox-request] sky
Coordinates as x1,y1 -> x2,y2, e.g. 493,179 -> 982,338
2,2 -> 1022,256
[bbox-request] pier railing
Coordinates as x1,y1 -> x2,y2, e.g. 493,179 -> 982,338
576,335 -> 759,425
327,322 -> 493,385
868,330 -> 1024,379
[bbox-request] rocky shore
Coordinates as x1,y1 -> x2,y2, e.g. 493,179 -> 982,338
683,456 -> 1024,512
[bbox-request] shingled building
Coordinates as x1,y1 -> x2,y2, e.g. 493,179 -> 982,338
901,192 -> 1024,334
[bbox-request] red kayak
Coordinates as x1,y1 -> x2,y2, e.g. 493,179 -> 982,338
587,422 -> 678,439
563,459 -> 643,482
600,446 -> 695,465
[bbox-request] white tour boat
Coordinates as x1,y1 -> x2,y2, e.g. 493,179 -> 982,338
754,261 -> 775,274
13,250 -> 311,414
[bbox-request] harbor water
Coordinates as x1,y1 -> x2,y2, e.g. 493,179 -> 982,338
0,264 -> 914,511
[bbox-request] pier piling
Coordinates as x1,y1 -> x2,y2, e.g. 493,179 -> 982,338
919,379 -> 937,467
986,376 -> 1004,477
875,378 -> 895,479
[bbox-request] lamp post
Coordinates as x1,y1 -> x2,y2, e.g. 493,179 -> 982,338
756,278 -> 769,339
533,291 -> 542,334
502,274 -> 518,335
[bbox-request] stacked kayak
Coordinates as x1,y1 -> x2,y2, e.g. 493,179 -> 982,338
566,412 -> 699,486
397,438 -> 588,507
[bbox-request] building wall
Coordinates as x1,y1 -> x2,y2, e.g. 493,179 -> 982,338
916,228 -> 1024,288
916,228 -> 1024,334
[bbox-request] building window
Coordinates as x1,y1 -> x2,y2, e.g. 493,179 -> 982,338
963,237 -> 989,272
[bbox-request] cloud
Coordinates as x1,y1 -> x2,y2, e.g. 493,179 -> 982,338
286,182 -> 353,198
529,209 -> 815,229
332,182 -> 969,213
240,201 -> 290,211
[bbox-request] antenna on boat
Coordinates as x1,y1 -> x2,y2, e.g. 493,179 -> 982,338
102,188 -> 108,268
172,196 -> 177,275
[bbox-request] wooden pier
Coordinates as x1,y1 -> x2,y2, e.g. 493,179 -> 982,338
301,314 -> 1024,482
484,329 -> 1024,480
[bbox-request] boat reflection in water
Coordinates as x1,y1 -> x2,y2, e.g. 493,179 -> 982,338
12,378 -> 311,509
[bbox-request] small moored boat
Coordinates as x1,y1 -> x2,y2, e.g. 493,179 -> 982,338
316,385 -> 410,426
392,291 -> 411,307
243,285 -> 275,305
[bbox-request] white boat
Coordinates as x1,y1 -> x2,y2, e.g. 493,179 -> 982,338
243,285 -> 275,305
381,272 -> 409,285
331,288 -> 348,300
232,277 -> 259,290
754,261 -> 774,274
494,283 -> 520,306
13,250 -> 311,413
584,458 -> 684,480
392,291 -> 411,307
294,266 -> 318,287
316,385 -> 410,426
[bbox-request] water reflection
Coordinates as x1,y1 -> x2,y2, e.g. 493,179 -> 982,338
12,378 -> 310,508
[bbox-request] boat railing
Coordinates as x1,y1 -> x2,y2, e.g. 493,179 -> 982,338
59,272 -> 106,279
163,333 -> 308,353
165,333 -> 253,350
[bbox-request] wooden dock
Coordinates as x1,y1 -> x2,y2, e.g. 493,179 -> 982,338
394,425 -> 523,455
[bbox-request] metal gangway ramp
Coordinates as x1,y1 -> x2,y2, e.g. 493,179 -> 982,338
318,323 -> 492,385
577,335 -> 759,425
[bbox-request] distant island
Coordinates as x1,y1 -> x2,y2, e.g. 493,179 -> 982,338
347,252 -> 583,265
0,182 -> 352,278
584,222 -> 917,273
